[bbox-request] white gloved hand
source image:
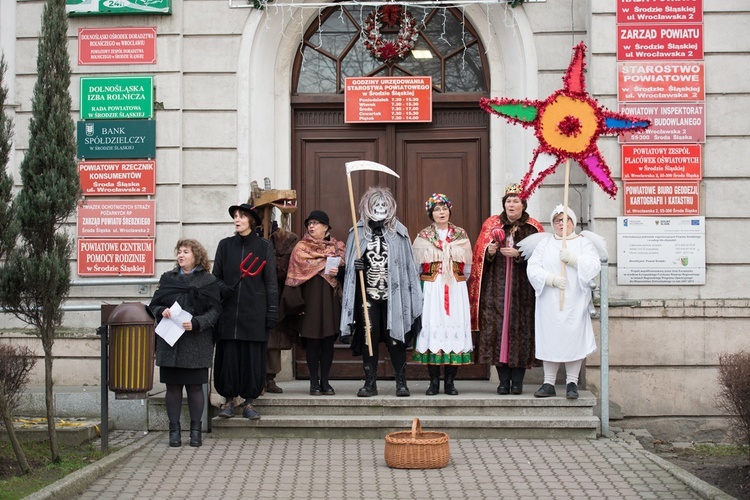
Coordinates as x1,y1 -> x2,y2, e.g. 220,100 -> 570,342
559,249 -> 578,268
545,274 -> 567,289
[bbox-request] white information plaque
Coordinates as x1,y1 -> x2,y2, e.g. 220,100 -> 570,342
617,216 -> 705,285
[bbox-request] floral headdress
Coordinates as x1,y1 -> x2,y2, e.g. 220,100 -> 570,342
425,193 -> 452,216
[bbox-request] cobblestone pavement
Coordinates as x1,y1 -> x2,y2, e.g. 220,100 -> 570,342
73,433 -> 719,500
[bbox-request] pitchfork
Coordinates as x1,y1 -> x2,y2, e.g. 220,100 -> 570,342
239,252 -> 266,279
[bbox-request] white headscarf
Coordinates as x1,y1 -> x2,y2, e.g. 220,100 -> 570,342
550,204 -> 577,227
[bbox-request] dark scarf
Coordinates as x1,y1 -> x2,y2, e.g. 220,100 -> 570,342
149,271 -> 222,317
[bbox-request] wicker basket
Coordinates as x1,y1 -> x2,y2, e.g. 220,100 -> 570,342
384,418 -> 450,469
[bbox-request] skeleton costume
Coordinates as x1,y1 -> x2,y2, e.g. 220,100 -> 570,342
340,187 -> 423,397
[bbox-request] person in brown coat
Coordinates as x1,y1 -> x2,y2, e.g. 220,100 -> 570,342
281,210 -> 346,395
468,184 -> 543,395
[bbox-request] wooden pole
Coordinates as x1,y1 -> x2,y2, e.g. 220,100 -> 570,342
346,173 -> 373,357
560,158 -> 571,310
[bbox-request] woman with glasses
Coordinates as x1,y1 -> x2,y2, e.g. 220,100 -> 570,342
526,205 -> 602,399
281,210 -> 346,395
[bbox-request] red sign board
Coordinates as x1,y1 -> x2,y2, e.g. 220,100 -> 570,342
618,62 -> 704,102
622,144 -> 702,180
618,103 -> 705,143
77,200 -> 155,238
617,24 -> 703,61
623,181 -> 700,215
78,27 -> 157,65
79,160 -> 156,196
344,77 -> 432,123
77,238 -> 155,276
617,0 -> 703,24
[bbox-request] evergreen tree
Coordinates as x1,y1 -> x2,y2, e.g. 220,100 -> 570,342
0,0 -> 80,463
0,54 -> 17,257
0,53 -> 30,474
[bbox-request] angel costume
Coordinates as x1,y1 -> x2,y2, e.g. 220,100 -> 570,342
525,205 -> 603,399
527,233 -> 600,362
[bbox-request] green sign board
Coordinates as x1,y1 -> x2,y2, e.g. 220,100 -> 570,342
66,0 -> 171,16
77,120 -> 156,160
80,76 -> 153,120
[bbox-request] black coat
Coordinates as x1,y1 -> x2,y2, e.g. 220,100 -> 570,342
213,232 -> 278,342
149,267 -> 221,369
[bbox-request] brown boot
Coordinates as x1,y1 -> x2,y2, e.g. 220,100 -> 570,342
266,375 -> 283,393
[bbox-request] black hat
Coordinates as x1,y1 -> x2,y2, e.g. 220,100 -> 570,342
228,203 -> 262,226
304,210 -> 330,228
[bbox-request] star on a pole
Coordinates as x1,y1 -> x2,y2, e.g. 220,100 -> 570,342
480,41 -> 651,198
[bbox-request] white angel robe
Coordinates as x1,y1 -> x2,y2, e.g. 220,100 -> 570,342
527,233 -> 601,362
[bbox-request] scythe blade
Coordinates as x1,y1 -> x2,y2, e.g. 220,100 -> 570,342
344,159 -> 399,357
345,160 -> 400,178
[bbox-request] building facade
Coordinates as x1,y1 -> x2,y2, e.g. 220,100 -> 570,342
1,0 -> 748,440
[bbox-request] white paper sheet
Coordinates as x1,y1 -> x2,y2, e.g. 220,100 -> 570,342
324,256 -> 341,275
155,302 -> 193,347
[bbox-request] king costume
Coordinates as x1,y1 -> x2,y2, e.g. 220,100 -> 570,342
468,185 -> 543,394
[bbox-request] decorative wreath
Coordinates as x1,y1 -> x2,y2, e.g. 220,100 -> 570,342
362,5 -> 419,62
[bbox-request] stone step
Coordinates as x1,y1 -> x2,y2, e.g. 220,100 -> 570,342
211,415 -> 600,439
206,381 -> 600,439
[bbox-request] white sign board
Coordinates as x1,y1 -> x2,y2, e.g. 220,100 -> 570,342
617,216 -> 705,285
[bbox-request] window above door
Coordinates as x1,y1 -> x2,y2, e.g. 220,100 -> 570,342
294,5 -> 489,94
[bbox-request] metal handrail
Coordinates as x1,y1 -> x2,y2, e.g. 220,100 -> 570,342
599,256 -> 610,437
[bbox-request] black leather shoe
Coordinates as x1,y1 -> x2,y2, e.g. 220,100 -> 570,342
497,380 -> 510,395
566,382 -> 579,400
511,382 -> 523,395
534,383 -> 556,398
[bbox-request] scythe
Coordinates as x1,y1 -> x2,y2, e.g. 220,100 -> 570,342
345,160 -> 400,357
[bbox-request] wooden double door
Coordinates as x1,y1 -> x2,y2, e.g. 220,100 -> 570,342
291,104 -> 490,379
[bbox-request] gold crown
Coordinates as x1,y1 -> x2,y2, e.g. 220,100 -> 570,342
505,183 -> 522,195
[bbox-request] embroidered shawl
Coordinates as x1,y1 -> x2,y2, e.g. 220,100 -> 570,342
285,233 -> 345,288
412,223 -> 473,284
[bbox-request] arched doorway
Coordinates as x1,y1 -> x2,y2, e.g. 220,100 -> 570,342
291,4 -> 491,380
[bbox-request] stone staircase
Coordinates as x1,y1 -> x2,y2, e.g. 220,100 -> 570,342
207,380 -> 600,439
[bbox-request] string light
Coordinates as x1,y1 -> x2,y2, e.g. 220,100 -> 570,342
230,0 -> 534,8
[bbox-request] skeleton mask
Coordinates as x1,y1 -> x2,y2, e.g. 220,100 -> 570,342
371,197 -> 388,221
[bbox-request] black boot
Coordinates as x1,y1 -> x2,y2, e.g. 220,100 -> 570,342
320,379 -> 335,396
444,365 -> 459,395
510,367 -> 526,395
395,365 -> 410,397
169,422 -> 181,448
357,363 -> 378,397
425,366 -> 440,396
496,365 -> 511,395
189,421 -> 202,447
310,378 -> 322,396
